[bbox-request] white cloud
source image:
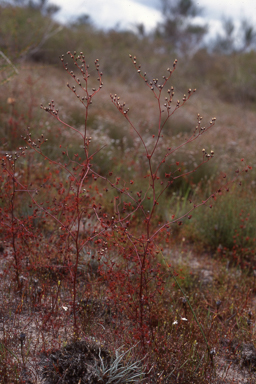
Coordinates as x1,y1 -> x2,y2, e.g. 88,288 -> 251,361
199,0 -> 256,23
53,0 -> 162,32
51,0 -> 256,45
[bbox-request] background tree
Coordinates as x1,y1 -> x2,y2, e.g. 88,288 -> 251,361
0,0 -> 62,62
10,0 -> 60,15
212,18 -> 256,54
239,19 -> 256,52
156,0 -> 207,55
212,18 -> 235,54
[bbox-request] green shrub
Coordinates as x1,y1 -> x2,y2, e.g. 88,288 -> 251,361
187,185 -> 256,250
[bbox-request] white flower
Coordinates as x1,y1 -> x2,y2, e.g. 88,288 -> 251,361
172,320 -> 178,325
62,306 -> 68,311
181,317 -> 188,321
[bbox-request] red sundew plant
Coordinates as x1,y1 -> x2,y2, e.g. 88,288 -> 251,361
0,156 -> 40,291
1,51 -> 252,355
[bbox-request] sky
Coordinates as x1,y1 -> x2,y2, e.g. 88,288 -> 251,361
52,0 -> 256,41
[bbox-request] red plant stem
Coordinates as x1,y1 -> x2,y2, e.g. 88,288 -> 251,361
10,163 -> 20,289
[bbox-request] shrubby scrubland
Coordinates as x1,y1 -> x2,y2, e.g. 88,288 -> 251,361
1,1 -> 256,383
